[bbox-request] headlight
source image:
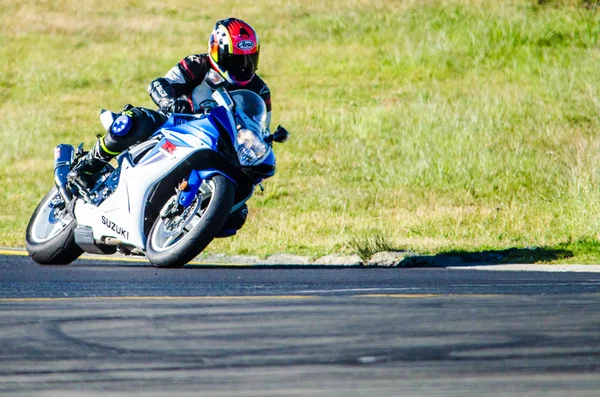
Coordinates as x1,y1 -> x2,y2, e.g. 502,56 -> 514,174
237,128 -> 268,166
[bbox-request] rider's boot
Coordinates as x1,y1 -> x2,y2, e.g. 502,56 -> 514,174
68,106 -> 164,188
68,139 -> 114,188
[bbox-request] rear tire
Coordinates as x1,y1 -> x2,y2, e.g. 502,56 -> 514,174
146,175 -> 235,268
25,187 -> 83,265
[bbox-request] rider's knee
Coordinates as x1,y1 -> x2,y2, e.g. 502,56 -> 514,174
223,204 -> 248,231
102,107 -> 164,153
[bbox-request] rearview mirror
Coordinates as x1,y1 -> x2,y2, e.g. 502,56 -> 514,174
265,125 -> 289,143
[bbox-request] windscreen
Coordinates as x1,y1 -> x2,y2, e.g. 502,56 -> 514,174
231,90 -> 267,134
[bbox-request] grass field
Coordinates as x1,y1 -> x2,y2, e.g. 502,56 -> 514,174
1,0 -> 600,262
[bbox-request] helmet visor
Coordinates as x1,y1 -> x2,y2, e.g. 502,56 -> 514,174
220,52 -> 259,84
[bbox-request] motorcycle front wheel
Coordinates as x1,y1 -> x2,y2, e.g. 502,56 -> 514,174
146,174 -> 235,268
25,187 -> 83,265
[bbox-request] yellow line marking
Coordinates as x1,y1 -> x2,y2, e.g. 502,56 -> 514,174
0,249 -> 28,256
78,255 -> 149,264
0,295 -> 318,302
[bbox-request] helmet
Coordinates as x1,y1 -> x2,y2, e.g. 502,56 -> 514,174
208,18 -> 260,87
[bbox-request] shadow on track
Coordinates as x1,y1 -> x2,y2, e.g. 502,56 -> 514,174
399,246 -> 573,268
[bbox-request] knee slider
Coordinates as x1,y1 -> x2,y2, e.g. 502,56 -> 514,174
223,204 -> 248,231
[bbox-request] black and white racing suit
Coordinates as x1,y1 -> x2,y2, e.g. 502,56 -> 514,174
149,53 -> 271,123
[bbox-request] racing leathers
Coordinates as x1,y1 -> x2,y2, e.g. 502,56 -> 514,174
149,53 -> 272,123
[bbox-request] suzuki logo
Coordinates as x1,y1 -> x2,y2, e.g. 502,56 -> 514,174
101,216 -> 130,240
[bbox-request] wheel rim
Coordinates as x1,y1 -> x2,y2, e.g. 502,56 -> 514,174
149,179 -> 216,252
30,190 -> 74,243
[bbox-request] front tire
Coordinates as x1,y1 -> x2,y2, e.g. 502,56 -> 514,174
146,174 -> 235,268
25,187 -> 83,265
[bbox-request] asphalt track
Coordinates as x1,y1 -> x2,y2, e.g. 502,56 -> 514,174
1,252 -> 600,396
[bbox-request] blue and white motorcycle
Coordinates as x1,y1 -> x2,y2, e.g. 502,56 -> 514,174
25,70 -> 288,268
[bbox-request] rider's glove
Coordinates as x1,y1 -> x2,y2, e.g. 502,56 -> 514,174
171,98 -> 193,114
159,98 -> 193,114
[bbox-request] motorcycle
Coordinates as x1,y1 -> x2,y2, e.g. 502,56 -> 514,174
25,70 -> 288,268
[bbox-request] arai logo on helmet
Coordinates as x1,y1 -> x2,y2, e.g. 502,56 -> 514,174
236,40 -> 255,50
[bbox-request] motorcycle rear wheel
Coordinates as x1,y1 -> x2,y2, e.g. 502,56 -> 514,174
25,187 -> 83,265
146,174 -> 235,268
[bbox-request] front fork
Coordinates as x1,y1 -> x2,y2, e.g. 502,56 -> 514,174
161,169 -> 239,219
178,169 -> 238,207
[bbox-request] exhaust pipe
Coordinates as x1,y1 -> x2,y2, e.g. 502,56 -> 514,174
54,144 -> 74,204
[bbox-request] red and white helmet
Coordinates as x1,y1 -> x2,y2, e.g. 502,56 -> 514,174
208,18 -> 260,87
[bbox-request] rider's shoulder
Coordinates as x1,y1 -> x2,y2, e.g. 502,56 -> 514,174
180,53 -> 209,65
177,54 -> 211,83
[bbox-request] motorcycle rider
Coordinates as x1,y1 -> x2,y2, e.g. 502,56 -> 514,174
69,17 -> 270,233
